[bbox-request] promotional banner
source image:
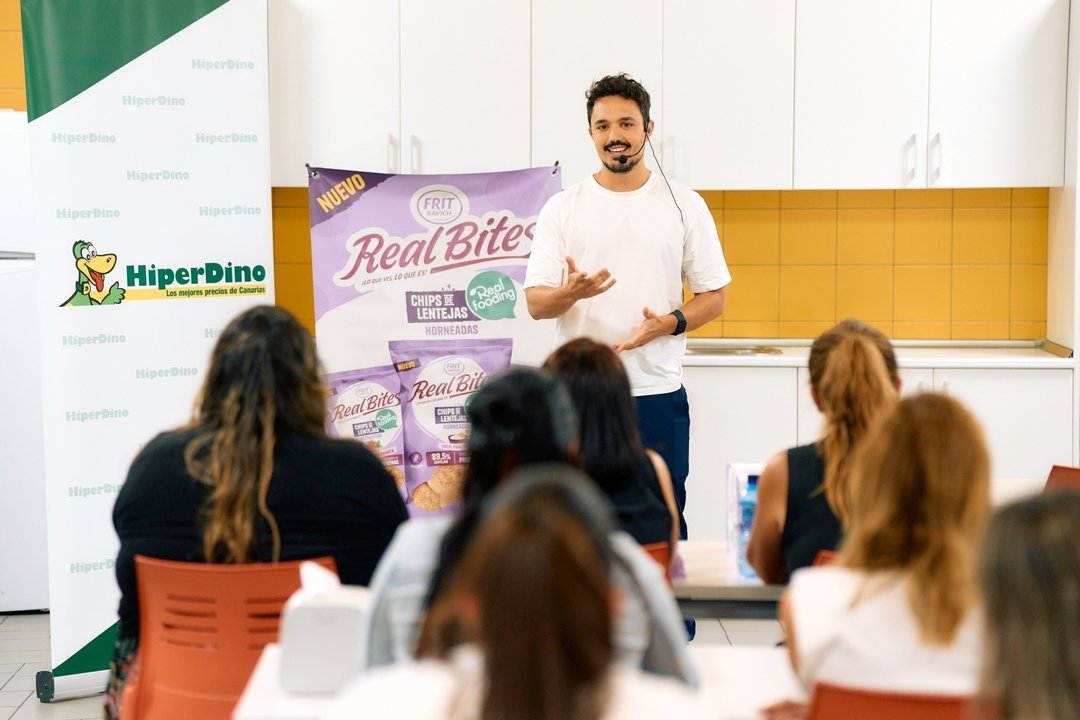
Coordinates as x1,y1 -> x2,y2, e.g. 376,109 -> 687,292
309,166 -> 559,514
22,0 -> 273,700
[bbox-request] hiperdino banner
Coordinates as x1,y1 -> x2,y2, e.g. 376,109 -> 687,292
22,0 -> 272,700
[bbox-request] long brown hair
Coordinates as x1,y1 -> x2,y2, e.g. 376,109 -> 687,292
839,393 -> 990,644
808,318 -> 899,523
977,490 -> 1080,720
423,465 -> 615,720
184,306 -> 327,563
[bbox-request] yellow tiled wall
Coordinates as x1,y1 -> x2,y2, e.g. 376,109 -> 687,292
692,189 -> 1048,340
272,188 -> 316,333
0,0 -> 26,110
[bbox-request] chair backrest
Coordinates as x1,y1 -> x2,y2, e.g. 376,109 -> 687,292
1045,464 -> 1080,492
808,682 -> 972,720
812,549 -> 838,567
640,541 -> 672,584
125,554 -> 337,720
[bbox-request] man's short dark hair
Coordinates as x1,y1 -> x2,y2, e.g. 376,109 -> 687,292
585,73 -> 651,128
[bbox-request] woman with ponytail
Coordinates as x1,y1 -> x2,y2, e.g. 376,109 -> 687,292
747,318 -> 899,584
106,306 -> 407,719
770,393 -> 989,711
329,466 -> 707,720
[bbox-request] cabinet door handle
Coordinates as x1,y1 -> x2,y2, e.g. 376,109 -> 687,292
940,379 -> 949,395
410,134 -> 420,174
933,132 -> 944,182
908,133 -> 918,183
387,134 -> 398,174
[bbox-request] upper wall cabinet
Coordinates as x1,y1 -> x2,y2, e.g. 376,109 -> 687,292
927,0 -> 1068,188
663,0 -> 796,190
794,0 -> 932,189
793,0 -> 1067,190
269,0 -> 530,186
401,0 -> 530,175
531,0 -> 663,190
269,0 -> 400,186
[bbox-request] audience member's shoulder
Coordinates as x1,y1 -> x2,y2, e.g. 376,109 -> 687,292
132,428 -> 197,463
284,431 -> 383,467
324,658 -> 455,720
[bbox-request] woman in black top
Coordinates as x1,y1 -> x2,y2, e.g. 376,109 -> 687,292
105,306 -> 407,719
747,318 -> 899,584
543,338 -> 679,553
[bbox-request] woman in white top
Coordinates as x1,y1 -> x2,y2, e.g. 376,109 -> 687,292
766,394 -> 990,719
326,465 -> 707,720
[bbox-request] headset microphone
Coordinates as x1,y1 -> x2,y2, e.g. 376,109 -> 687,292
616,131 -> 649,165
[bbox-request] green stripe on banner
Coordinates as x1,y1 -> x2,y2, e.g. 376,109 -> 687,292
53,622 -> 118,677
20,0 -> 230,121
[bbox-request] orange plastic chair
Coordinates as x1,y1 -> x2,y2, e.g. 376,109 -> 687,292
120,554 -> 337,720
808,682 -> 972,720
640,541 -> 672,584
1045,464 -> 1080,492
812,549 -> 838,567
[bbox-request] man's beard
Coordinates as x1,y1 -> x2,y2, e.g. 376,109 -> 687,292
602,155 -> 639,173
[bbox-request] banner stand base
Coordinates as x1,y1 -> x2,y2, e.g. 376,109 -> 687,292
35,670 -> 108,703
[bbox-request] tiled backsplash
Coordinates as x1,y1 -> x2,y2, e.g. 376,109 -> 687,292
692,188 -> 1048,340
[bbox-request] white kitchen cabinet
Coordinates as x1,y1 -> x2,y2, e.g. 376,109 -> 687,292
683,366 -> 799,541
794,0 -> 931,189
401,0 -> 530,174
934,368 -> 1073,480
269,0 -> 400,185
531,0 -> 662,190
796,365 -> 1072,482
795,0 -> 1067,190
927,0 -> 1068,188
269,0 -> 530,186
662,0 -> 796,189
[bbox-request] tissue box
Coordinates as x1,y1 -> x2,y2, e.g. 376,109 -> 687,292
279,584 -> 370,695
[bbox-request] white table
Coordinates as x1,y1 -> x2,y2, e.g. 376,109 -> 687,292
674,541 -> 783,619
233,643 -> 805,720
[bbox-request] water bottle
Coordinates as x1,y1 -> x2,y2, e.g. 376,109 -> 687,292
737,474 -> 759,580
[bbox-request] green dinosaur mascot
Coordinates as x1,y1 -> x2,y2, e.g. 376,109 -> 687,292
61,241 -> 125,307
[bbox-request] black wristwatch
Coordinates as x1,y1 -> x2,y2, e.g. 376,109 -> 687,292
669,308 -> 687,335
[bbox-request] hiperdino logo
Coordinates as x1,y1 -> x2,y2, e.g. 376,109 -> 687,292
70,559 -> 115,575
195,132 -> 258,144
56,208 -> 120,221
198,205 -> 262,217
122,95 -> 185,108
62,333 -> 126,347
51,132 -> 116,144
126,170 -> 190,182
124,260 -> 268,300
69,482 -> 122,498
135,366 -> 198,380
191,58 -> 255,70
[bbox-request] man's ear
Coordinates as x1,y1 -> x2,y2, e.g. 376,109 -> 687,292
646,119 -> 655,138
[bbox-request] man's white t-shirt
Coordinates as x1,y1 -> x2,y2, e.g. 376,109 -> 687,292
524,173 -> 730,396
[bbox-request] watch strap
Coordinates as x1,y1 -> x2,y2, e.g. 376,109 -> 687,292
669,308 -> 687,336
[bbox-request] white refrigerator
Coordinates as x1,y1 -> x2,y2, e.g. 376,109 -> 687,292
0,110 -> 50,611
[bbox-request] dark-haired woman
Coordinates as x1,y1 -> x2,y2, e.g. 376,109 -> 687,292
329,465 -> 707,720
543,337 -> 679,555
363,367 -> 695,685
105,306 -> 407,719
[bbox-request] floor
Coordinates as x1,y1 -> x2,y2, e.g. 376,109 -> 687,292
0,612 -> 784,719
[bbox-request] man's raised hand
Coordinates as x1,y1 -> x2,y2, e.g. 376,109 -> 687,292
564,255 -> 616,300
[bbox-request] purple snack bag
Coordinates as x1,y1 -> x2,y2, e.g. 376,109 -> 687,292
389,338 -> 513,516
324,365 -> 406,499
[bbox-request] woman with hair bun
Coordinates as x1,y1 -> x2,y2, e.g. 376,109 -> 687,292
747,318 -> 899,584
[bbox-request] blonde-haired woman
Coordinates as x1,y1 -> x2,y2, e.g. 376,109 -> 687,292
747,318 -> 899,583
977,490 -> 1080,720
772,394 -> 989,717
106,306 -> 407,719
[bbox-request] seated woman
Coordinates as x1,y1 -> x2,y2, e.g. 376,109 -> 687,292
977,490 -> 1080,720
774,394 -> 989,714
106,306 -> 407,719
363,367 -> 695,685
543,337 -> 679,555
747,318 -> 899,584
328,465 -> 708,720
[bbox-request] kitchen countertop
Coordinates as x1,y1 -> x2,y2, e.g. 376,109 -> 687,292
683,339 -> 1074,369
